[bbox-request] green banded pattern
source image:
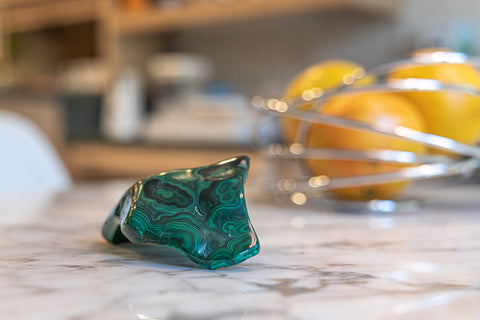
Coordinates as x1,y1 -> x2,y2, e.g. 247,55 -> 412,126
102,156 -> 259,269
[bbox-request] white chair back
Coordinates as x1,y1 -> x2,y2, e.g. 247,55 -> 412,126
0,110 -> 71,192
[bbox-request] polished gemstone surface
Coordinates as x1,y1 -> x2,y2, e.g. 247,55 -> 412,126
102,156 -> 259,269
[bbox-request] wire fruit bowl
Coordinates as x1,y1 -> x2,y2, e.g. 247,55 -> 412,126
252,50 -> 480,212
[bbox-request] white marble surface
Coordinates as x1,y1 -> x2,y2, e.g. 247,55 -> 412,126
2,180 -> 480,320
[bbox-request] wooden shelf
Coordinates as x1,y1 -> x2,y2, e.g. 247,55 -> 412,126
113,0 -> 353,35
64,141 -> 262,180
2,0 -> 63,9
2,0 -> 97,33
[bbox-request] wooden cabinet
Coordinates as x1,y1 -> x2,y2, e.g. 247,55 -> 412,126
0,0 -> 401,179
0,0 -> 403,87
0,0 -> 400,67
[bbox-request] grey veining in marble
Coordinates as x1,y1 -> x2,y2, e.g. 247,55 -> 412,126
1,180 -> 480,319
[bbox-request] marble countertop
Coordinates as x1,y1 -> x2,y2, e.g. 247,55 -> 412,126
2,180 -> 480,320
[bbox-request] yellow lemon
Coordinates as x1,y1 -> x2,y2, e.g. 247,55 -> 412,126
388,48 -> 480,146
305,92 -> 427,200
281,59 -> 373,143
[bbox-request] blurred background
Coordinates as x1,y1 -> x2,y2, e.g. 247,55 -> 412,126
1,0 -> 480,182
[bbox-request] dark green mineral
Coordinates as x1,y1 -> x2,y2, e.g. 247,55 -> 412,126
102,156 -> 259,269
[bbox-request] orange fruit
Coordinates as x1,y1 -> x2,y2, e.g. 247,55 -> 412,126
388,48 -> 480,146
305,92 -> 427,200
281,59 -> 373,143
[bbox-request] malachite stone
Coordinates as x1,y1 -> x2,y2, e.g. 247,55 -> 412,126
102,155 -> 260,270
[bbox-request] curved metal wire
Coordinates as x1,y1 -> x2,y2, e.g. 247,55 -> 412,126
252,52 -> 480,207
